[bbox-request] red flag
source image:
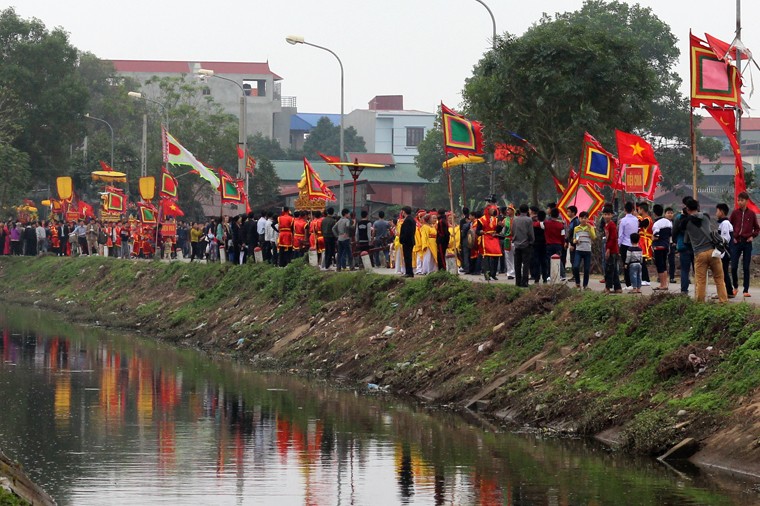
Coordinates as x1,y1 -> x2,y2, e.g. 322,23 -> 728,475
77,200 -> 94,218
551,175 -> 565,195
237,146 -> 245,159
160,198 -> 184,217
318,152 -> 340,164
615,130 -> 658,166
246,154 -> 256,175
301,158 -> 336,201
690,32 -> 742,108
578,133 -> 615,187
705,33 -> 749,64
494,144 -> 527,164
707,108 -> 760,213
160,167 -> 179,200
99,160 -> 114,172
218,169 -> 243,203
441,103 -> 484,157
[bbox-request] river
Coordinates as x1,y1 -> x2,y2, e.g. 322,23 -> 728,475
0,305 -> 756,505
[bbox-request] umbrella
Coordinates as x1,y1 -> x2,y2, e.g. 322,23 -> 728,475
91,170 -> 127,183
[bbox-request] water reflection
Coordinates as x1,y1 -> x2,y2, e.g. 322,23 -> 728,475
0,307 -> 756,505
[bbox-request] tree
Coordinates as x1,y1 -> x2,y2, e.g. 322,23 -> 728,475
462,1 -> 721,203
302,116 -> 366,159
0,8 -> 89,183
249,158 -> 281,210
248,132 -> 286,160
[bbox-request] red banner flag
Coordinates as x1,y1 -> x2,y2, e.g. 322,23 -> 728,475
160,167 -> 179,200
246,154 -> 256,175
441,103 -> 484,157
578,133 -> 615,187
160,198 -> 184,217
690,32 -> 742,108
99,160 -> 114,172
615,130 -> 658,166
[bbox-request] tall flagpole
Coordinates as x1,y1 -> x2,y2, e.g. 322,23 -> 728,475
736,0 -> 742,176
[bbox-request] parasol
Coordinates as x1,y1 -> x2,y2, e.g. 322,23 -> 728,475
91,170 -> 127,183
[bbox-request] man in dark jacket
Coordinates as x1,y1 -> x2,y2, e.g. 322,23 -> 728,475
321,207 -> 338,270
399,206 -> 416,278
244,211 -> 258,262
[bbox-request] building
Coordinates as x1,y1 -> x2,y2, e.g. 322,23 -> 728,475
272,159 -> 429,212
345,95 -> 436,164
698,116 -> 760,188
111,60 -> 294,147
288,113 -> 341,151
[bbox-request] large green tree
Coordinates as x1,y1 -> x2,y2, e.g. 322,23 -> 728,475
462,1 -> 721,203
0,8 -> 88,183
302,116 -> 366,159
249,157 -> 281,210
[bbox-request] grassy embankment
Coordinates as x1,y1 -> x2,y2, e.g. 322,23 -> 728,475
0,256 -> 759,465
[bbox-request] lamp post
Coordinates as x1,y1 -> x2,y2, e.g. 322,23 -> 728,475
84,113 -> 114,168
473,0 -> 498,194
286,34 -> 345,211
197,68 -> 248,188
128,91 -> 169,131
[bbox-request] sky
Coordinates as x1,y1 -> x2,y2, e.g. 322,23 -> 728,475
4,0 -> 760,116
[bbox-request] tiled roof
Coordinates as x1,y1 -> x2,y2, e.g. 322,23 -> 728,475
272,160 -> 428,184
111,60 -> 283,80
346,153 -> 395,166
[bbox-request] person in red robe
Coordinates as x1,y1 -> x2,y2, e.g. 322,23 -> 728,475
477,196 -> 502,281
276,207 -> 295,267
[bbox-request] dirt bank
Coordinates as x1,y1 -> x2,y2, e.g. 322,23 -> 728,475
0,256 -> 759,477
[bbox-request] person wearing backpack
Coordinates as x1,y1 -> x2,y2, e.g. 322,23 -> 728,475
680,198 -> 728,302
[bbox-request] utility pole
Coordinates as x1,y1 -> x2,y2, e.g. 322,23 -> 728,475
141,114 -> 148,177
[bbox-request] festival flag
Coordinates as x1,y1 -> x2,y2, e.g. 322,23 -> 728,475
551,175 -> 566,195
621,164 -> 662,200
162,127 -> 220,188
77,200 -> 94,218
99,160 -> 115,172
218,169 -> 243,203
690,32 -> 741,108
494,143 -> 527,164
160,198 -> 184,217
246,154 -> 256,175
137,202 -> 157,224
160,167 -> 179,200
300,158 -> 336,201
318,152 -> 340,165
578,133 -> 615,186
705,33 -> 750,65
104,192 -> 126,213
557,175 -> 604,223
237,146 -> 245,159
706,108 -> 760,212
615,130 -> 658,166
441,103 -> 484,157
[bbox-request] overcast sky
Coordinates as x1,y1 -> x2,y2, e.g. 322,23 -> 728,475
4,0 -> 760,116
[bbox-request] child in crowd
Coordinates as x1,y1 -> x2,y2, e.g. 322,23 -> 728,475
626,232 -> 643,293
572,211 -> 596,289
716,203 -> 735,298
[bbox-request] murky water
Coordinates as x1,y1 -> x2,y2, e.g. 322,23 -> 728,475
0,306 -> 757,505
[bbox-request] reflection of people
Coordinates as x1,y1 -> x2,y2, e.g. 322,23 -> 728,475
397,443 -> 414,499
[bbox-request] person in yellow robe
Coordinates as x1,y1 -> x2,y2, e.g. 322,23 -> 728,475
447,212 -> 461,268
413,209 -> 425,274
420,214 -> 438,274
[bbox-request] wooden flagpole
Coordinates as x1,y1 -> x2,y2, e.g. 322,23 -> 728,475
690,108 -> 698,200
460,166 -> 467,207
446,167 -> 455,215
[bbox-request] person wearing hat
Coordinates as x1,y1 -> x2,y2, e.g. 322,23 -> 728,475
477,196 -> 502,281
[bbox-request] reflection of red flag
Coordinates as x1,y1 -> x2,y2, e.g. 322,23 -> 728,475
99,160 -> 114,172
707,108 -> 760,213
615,130 -> 658,166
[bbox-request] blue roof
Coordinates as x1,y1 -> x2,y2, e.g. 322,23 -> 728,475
289,113 -> 341,131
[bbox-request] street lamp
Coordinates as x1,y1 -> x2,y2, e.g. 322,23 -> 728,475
197,68 -> 248,187
85,113 -> 114,168
473,0 -> 498,193
128,91 -> 169,130
286,34 -> 345,211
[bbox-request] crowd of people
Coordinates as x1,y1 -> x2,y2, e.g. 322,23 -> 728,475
2,192 -> 757,303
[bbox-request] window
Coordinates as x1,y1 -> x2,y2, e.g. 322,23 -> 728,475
406,127 -> 424,147
202,86 -> 211,96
